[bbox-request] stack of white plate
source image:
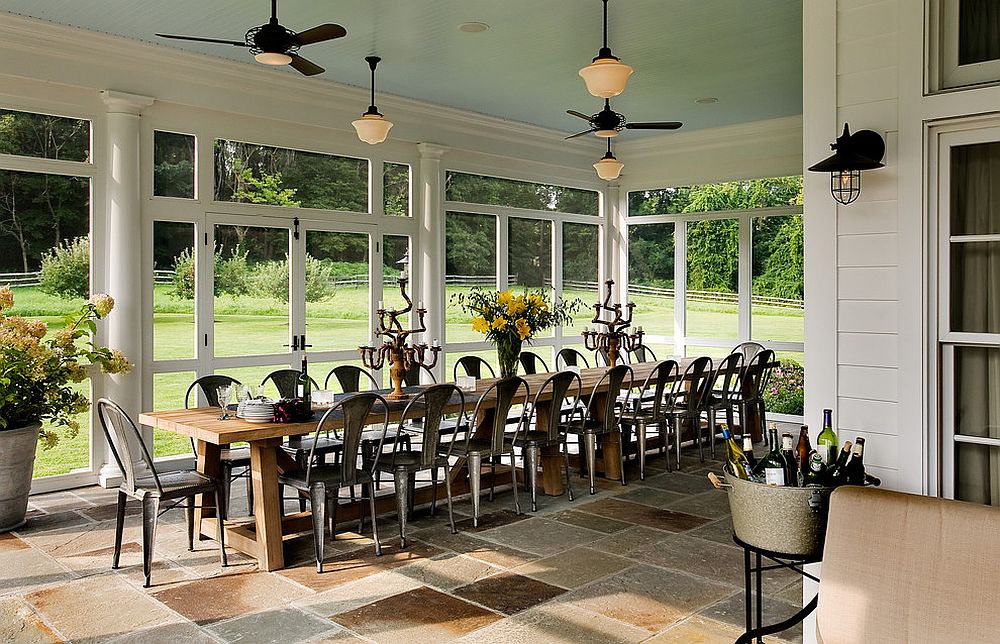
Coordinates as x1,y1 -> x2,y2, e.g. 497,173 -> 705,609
237,399 -> 275,423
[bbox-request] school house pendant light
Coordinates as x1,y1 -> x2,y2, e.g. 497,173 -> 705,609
808,123 -> 885,205
579,0 -> 634,99
352,56 -> 394,145
593,139 -> 624,181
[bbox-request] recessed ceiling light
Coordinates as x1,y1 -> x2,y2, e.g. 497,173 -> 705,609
458,22 -> 490,33
696,97 -> 719,104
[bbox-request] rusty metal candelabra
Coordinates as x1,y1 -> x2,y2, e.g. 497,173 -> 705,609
581,279 -> 644,368
358,276 -> 440,400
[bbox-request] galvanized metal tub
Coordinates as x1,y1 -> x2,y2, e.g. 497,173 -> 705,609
0,423 -> 41,532
723,472 -> 835,557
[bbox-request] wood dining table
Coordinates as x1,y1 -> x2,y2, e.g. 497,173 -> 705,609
139,356 -> 768,571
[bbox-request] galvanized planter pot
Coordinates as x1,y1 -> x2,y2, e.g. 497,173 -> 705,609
0,423 -> 40,533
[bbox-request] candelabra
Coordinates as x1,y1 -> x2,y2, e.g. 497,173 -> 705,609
358,275 -> 440,400
581,279 -> 644,368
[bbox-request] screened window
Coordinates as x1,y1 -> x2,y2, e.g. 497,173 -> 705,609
153,221 -> 196,360
936,0 -> 1000,90
445,171 -> 598,216
383,162 -> 410,217
628,223 -> 675,343
445,212 -> 497,344
154,131 -> 195,198
0,108 -> 90,162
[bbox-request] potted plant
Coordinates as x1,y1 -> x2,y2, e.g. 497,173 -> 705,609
453,288 -> 582,378
0,287 -> 130,532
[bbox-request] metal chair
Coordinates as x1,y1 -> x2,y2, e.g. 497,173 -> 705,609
736,349 -> 776,441
184,375 -> 250,519
514,371 -> 580,511
665,356 -> 715,466
619,360 -> 680,480
595,346 -> 612,367
324,365 -> 379,391
277,392 -> 390,572
454,355 -> 496,380
564,364 -> 634,494
401,362 -> 437,387
556,347 -> 591,370
706,351 -> 745,454
261,368 -> 319,399
627,345 -> 658,363
376,384 -> 465,547
733,341 -> 766,363
518,351 -> 549,375
97,399 -> 227,587
441,377 -> 528,526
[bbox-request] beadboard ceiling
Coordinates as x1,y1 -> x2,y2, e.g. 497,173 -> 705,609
0,0 -> 802,136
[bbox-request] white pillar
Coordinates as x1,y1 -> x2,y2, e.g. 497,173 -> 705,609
98,90 -> 153,487
604,182 -> 624,296
416,143 -> 448,382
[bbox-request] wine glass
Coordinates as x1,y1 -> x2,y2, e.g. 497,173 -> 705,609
217,385 -> 232,420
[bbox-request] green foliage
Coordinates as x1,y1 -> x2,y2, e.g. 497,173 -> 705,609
153,132 -> 195,198
171,247 -> 195,299
446,171 -> 598,216
39,236 -> 89,298
251,255 -> 336,303
752,215 -> 804,299
764,359 -> 805,415
383,163 -> 410,217
446,213 -> 496,277
214,247 -> 253,296
233,167 -> 301,207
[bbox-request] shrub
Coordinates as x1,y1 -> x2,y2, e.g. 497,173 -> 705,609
39,236 -> 89,298
251,256 -> 335,303
215,248 -> 253,296
764,359 -> 805,416
171,247 -> 195,299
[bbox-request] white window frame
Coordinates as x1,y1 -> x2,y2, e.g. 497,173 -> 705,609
929,0 -> 1000,92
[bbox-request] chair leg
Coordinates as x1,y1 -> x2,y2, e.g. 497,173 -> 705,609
407,472 -> 417,517
393,469 -> 409,549
112,490 -> 126,569
310,483 -> 326,574
444,467 -> 457,534
489,459 -> 496,502
562,440 -> 574,502
509,450 -> 521,515
637,420 -> 647,481
430,467 -> 439,517
220,462 -> 232,520
619,432 -> 627,486
245,467 -> 255,517
329,492 -> 339,539
709,410 -> 717,460
696,414 -> 705,463
468,452 -> 482,528
583,433 -> 598,495
674,416 -> 683,470
726,404 -> 736,438
185,495 -> 195,551
141,495 -> 160,588
365,482 -> 382,556
213,484 -> 228,567
526,445 -> 540,512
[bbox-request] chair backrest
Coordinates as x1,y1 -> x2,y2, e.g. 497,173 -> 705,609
184,375 -> 242,409
743,348 -> 776,402
733,341 -> 766,362
713,352 -> 745,405
556,347 -> 590,370
261,369 -> 319,399
628,344 -> 657,363
324,365 -> 379,393
307,391 -> 389,487
466,376 -> 530,453
595,346 -> 611,367
680,356 -> 715,412
454,355 -> 495,381
531,370 -> 582,441
631,360 -> 679,423
585,364 -> 634,432
394,384 -> 465,467
401,362 -> 437,388
518,351 -> 549,375
96,399 -> 159,494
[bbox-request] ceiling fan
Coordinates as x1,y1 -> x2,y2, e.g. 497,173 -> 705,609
565,99 -> 682,139
156,0 -> 346,76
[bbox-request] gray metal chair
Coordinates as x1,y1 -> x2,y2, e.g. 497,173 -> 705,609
97,398 -> 227,587
278,392 -> 390,572
565,364 -> 634,494
556,347 -> 590,370
627,344 -> 658,363
261,368 -> 319,399
442,377 -> 528,526
595,346 -> 612,367
184,375 -> 251,519
377,384 -> 465,547
706,351 -> 745,455
735,349 -> 776,441
620,359 -> 680,480
514,370 -> 580,511
324,365 -> 379,391
733,341 -> 766,363
454,355 -> 496,380
665,356 -> 715,466
401,362 -> 436,387
518,351 -> 549,375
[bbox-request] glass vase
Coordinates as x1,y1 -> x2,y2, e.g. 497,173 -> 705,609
496,335 -> 522,379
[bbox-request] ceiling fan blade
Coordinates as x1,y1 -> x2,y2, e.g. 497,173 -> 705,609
565,129 -> 595,140
156,33 -> 247,47
567,110 -> 593,121
294,23 -> 347,45
289,54 -> 325,76
625,121 -> 684,130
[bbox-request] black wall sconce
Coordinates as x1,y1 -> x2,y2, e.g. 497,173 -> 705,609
808,123 -> 885,205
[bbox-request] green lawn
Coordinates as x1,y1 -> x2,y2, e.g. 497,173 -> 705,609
11,282 -> 804,477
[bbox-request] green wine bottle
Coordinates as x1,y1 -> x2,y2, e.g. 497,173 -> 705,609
827,440 -> 853,485
802,451 -> 826,486
721,426 -> 752,480
816,408 -> 838,466
753,426 -> 788,486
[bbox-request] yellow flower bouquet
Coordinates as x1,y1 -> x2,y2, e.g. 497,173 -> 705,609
452,288 -> 583,378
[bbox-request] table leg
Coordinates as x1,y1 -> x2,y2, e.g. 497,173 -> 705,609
194,440 -> 221,540
588,391 -> 624,482
250,437 -> 284,571
534,401 -> 565,496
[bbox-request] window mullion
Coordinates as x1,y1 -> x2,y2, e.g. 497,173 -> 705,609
739,215 -> 752,341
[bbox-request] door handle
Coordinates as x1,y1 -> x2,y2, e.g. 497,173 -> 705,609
284,336 -> 300,351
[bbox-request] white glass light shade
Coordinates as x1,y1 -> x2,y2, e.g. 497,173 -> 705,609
352,112 -> 394,145
595,129 -> 619,138
579,56 -> 634,98
593,154 -> 624,180
255,51 -> 293,65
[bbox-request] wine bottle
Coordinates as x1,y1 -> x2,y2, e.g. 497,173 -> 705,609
780,432 -> 798,487
827,440 -> 853,484
845,437 -> 866,485
721,426 -> 752,480
796,425 -> 811,476
816,409 -> 838,466
298,355 -> 312,407
802,451 -> 827,486
742,435 -> 758,471
753,426 -> 788,486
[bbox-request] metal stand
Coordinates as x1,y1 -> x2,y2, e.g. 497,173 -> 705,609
733,534 -> 821,644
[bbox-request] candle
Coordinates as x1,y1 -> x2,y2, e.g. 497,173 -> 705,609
637,326 -> 643,333
377,300 -> 384,310
400,267 -> 408,280
432,339 -> 440,348
418,300 -> 424,309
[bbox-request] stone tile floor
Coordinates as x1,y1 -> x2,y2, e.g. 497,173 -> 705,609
1,455 -> 803,643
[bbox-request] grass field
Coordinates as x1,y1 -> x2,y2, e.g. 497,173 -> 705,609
9,283 -> 803,478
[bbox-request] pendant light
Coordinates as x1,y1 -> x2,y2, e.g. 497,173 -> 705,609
352,56 -> 394,145
579,0 -> 634,99
807,123 -> 885,205
594,139 -> 624,180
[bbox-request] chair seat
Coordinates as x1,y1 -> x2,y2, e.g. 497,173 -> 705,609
375,450 -> 450,471
563,419 -> 612,435
513,430 -> 560,446
278,465 -> 373,491
131,469 -> 217,499
220,446 -> 251,464
442,438 -> 511,456
283,436 -> 343,456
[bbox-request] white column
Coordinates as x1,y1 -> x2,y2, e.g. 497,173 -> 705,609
98,90 -> 154,486
416,143 -> 448,382
605,182 -> 624,296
